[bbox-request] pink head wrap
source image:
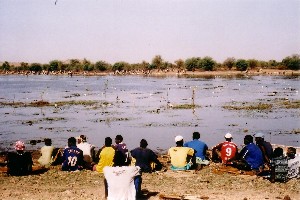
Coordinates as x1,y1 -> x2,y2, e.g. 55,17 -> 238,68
15,141 -> 25,151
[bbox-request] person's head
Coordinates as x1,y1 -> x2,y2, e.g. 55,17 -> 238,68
244,135 -> 253,145
80,135 -> 87,142
44,138 -> 52,146
15,140 -> 25,153
254,132 -> 265,144
287,147 -> 296,159
76,136 -> 82,144
115,135 -> 123,144
192,132 -> 200,140
273,147 -> 284,158
175,135 -> 184,147
140,139 -> 148,148
224,133 -> 233,141
105,137 -> 113,147
68,137 -> 76,147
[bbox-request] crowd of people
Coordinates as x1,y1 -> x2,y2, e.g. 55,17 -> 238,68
4,132 -> 300,199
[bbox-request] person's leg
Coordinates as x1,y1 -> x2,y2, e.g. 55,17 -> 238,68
134,175 -> 142,196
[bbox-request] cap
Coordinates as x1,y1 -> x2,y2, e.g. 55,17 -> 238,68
175,135 -> 184,142
254,132 -> 264,138
224,133 -> 232,139
15,141 -> 25,151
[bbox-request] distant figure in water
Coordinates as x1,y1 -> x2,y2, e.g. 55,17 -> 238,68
7,141 -> 33,176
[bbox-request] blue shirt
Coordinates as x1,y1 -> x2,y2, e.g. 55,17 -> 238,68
62,146 -> 84,171
240,143 -> 264,170
184,139 -> 208,160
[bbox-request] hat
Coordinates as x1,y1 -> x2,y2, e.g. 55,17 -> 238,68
254,132 -> 264,138
224,133 -> 232,139
175,135 -> 184,142
15,141 -> 25,151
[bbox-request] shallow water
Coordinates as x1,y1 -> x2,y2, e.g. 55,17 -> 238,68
0,75 -> 299,152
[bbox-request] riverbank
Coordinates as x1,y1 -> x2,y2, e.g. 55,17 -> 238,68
1,69 -> 299,77
0,151 -> 299,200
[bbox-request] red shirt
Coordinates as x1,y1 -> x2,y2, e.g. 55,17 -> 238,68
214,141 -> 238,164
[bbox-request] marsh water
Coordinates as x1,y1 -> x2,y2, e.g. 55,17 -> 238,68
0,74 -> 299,152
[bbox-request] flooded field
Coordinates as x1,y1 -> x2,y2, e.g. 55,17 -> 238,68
0,74 -> 299,152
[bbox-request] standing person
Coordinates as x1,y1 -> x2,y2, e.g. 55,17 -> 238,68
77,135 -> 95,169
38,138 -> 55,168
286,147 -> 300,179
93,137 -> 115,173
168,135 -> 195,170
254,132 -> 273,167
131,139 -> 162,197
7,141 -> 33,176
184,132 -> 209,165
113,134 -> 129,165
233,135 -> 264,171
212,133 -> 238,165
61,137 -> 84,171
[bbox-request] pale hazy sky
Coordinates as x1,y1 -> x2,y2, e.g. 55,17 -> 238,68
0,0 -> 299,64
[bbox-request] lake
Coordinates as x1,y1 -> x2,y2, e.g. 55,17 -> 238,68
0,74 -> 299,153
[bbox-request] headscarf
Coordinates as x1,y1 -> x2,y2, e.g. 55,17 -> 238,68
15,140 -> 25,151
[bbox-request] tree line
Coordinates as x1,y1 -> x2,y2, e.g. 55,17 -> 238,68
1,54 -> 299,73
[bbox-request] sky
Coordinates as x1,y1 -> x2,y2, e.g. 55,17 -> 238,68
0,0 -> 299,64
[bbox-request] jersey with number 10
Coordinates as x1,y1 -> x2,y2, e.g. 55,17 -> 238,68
220,141 -> 238,164
62,146 -> 84,171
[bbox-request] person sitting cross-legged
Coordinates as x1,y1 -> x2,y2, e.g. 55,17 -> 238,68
93,137 -> 115,173
61,137 -> 84,171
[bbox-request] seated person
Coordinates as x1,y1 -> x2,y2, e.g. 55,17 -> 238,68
212,133 -> 238,165
233,135 -> 264,171
287,147 -> 300,179
113,134 -> 130,165
77,135 -> 95,169
184,132 -> 209,165
254,132 -> 273,167
38,138 -> 55,168
93,137 -> 115,173
269,147 -> 288,182
131,139 -> 162,196
61,137 -> 84,171
7,141 -> 33,176
168,135 -> 195,170
103,166 -> 141,200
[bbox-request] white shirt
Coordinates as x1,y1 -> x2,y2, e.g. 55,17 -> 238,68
287,156 -> 300,179
104,166 -> 141,200
38,146 -> 54,167
77,142 -> 94,163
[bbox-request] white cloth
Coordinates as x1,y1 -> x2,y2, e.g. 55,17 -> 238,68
38,146 -> 54,167
287,156 -> 300,179
103,166 -> 140,200
77,142 -> 94,163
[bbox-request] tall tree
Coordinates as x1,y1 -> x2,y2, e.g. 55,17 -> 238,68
236,59 -> 248,71
282,54 -> 300,70
223,57 -> 235,70
199,56 -> 216,71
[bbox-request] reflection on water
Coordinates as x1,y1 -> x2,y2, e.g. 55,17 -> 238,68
0,75 -> 299,152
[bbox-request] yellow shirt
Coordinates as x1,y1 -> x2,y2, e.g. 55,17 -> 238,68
96,147 -> 115,173
168,147 -> 194,168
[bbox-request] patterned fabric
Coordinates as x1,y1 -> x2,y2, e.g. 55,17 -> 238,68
288,156 -> 300,179
270,156 -> 288,182
15,141 -> 25,151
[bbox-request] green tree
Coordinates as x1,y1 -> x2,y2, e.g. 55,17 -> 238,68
236,59 -> 248,71
82,58 -> 94,71
49,60 -> 62,71
20,62 -> 29,71
29,63 -> 42,72
185,57 -> 200,71
1,61 -> 10,71
282,55 -> 300,70
112,62 -> 129,72
151,55 -> 164,70
140,61 -> 151,71
175,59 -> 185,70
199,56 -> 216,71
223,57 -> 235,70
247,59 -> 259,69
69,59 -> 82,72
95,61 -> 110,71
